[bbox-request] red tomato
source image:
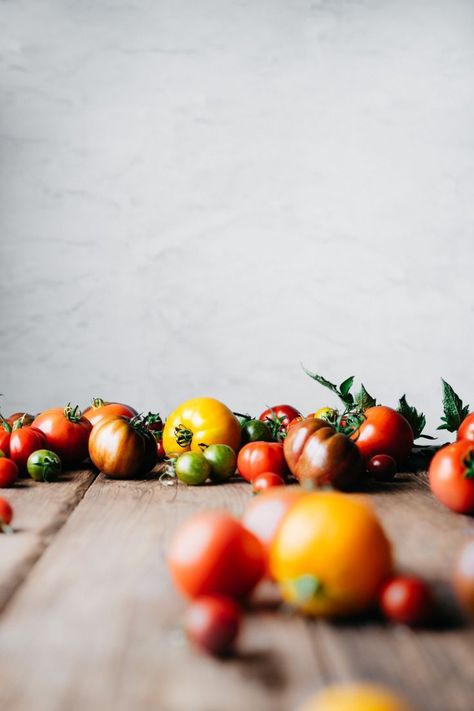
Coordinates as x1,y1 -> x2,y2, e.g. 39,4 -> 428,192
353,406 -> 414,464
184,595 -> 241,656
367,454 -> 397,482
380,576 -> 434,625
237,442 -> 287,482
252,471 -> 285,493
0,459 -> 19,487
259,405 -> 301,441
83,398 -> 138,427
0,417 -> 12,456
0,496 -> 13,532
168,511 -> 265,600
10,424 -> 47,474
458,413 -> 474,443
32,404 -> 92,467
453,538 -> 474,617
429,440 -> 474,514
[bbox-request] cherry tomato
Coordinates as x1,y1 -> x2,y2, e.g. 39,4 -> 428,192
9,423 -> 47,474
0,496 -> 13,533
240,419 -> 272,445
32,404 -> 92,467
252,471 -> 285,494
82,398 -> 138,427
453,538 -> 474,617
143,412 -> 163,433
184,595 -> 241,656
380,576 -> 434,625
0,417 -> 12,456
168,511 -> 265,599
155,435 -> 166,460
175,452 -> 210,486
202,444 -> 236,483
0,459 -> 19,488
89,415 -> 157,478
458,413 -> 474,443
27,449 -> 62,482
7,412 -> 34,428
259,405 -> 301,441
367,454 -> 397,482
429,440 -> 474,514
353,406 -> 414,464
237,442 -> 287,482
313,407 -> 337,422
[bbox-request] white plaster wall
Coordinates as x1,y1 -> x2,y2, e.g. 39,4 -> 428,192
1,0 -> 473,433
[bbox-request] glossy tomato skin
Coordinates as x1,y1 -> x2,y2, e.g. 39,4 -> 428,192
259,405 -> 301,440
168,511 -> 265,600
89,416 -> 157,478
458,413 -> 474,443
429,440 -> 474,514
284,418 -> 363,490
83,399 -> 138,428
367,454 -> 397,482
300,683 -> 413,711
252,472 -> 285,493
32,406 -> 92,467
163,398 -> 241,456
0,496 -> 13,531
0,459 -> 19,487
237,442 -> 287,482
175,452 -> 210,486
453,539 -> 474,617
240,419 -> 272,445
9,426 -> 47,474
353,406 -> 414,464
380,576 -> 434,626
185,595 -> 241,656
203,444 -> 236,483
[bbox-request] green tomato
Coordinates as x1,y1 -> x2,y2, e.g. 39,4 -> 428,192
240,419 -> 272,445
175,452 -> 210,486
203,444 -> 237,482
27,449 -> 62,482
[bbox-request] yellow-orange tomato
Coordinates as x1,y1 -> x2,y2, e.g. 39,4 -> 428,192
270,491 -> 392,617
299,683 -> 413,711
313,407 -> 337,421
163,397 -> 241,456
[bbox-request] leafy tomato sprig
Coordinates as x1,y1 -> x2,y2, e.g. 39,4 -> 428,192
438,380 -> 470,433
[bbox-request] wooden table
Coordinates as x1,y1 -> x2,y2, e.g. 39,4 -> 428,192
0,464 -> 473,711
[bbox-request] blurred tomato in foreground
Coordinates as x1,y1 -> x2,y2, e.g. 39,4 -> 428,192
379,576 -> 434,626
185,595 -> 241,656
298,682 -> 413,711
453,538 -> 474,617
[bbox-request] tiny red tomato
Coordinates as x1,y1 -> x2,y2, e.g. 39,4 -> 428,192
367,454 -> 397,482
237,442 -> 287,482
0,496 -> 13,533
259,405 -> 301,441
252,471 -> 285,494
380,576 -> 434,626
185,595 -> 241,656
429,440 -> 474,514
0,459 -> 19,488
9,423 -> 47,474
458,413 -> 474,443
33,404 -> 92,467
453,538 -> 474,617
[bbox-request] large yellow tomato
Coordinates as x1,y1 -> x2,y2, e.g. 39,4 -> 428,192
299,683 -> 413,711
163,397 -> 241,456
270,491 -> 392,617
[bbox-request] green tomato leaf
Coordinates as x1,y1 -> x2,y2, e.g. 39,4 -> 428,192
339,376 -> 355,399
302,366 -> 354,406
354,384 -> 377,410
397,394 -> 434,440
438,380 -> 470,432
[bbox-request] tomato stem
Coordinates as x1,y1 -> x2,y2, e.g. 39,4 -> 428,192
0,415 -> 12,434
290,575 -> 324,602
175,424 -> 193,448
91,397 -> 106,408
64,403 -> 83,423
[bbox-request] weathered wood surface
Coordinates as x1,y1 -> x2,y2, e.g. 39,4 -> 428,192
0,468 -> 473,711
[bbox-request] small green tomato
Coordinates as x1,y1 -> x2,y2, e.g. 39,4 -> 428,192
27,449 -> 62,482
202,444 -> 237,483
175,452 -> 210,486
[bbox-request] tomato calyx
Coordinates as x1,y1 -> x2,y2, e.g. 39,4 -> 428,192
63,403 -> 84,423
12,413 -> 30,431
91,397 -> 106,409
175,424 -> 193,448
316,405 -> 366,438
463,449 -> 474,480
289,574 -> 324,602
0,415 -> 12,434
143,412 -> 163,431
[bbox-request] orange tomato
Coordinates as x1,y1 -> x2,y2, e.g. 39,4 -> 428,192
270,491 -> 392,616
163,397 -> 241,456
299,683 -> 413,711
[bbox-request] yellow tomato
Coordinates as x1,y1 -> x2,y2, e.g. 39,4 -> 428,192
162,397 -> 241,456
313,407 -> 337,421
299,683 -> 413,711
270,491 -> 392,616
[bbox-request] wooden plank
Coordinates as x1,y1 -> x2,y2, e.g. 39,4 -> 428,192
0,470 -> 96,613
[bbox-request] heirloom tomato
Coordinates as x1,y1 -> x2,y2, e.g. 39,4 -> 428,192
237,442 -> 287,482
453,538 -> 474,617
428,440 -> 474,514
27,449 -> 62,482
163,398 -> 240,456
379,576 -> 434,626
83,398 -> 137,427
458,413 -> 474,442
89,415 -> 157,478
299,682 -> 413,711
32,405 -> 92,466
259,404 -> 301,441
0,458 -> 19,487
185,595 -> 241,657
284,418 -> 362,490
270,491 -> 392,616
0,496 -> 13,533
9,420 -> 47,474
168,511 -> 265,600
352,406 -> 413,464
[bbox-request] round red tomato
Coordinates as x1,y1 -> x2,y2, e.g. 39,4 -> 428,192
0,459 -> 19,488
0,496 -> 13,533
185,595 -> 241,656
252,471 -> 285,493
380,576 -> 434,625
89,415 -> 157,478
10,424 -> 47,474
367,454 -> 397,482
0,417 -> 12,456
429,440 -> 474,514
237,442 -> 287,482
168,511 -> 265,600
83,398 -> 138,428
259,404 -> 301,441
353,406 -> 414,464
458,413 -> 474,443
32,404 -> 92,467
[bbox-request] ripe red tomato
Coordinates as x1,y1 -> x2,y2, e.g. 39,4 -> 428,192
353,406 -> 414,464
83,398 -> 138,427
184,595 -> 241,656
259,404 -> 301,441
0,496 -> 13,533
32,404 -> 92,467
0,459 -> 19,487
453,538 -> 474,617
429,440 -> 474,514
367,454 -> 397,482
0,417 -> 12,456
88,415 -> 157,478
458,413 -> 474,443
168,511 -> 265,600
10,424 -> 47,474
252,471 -> 285,493
380,576 -> 434,625
237,442 -> 287,482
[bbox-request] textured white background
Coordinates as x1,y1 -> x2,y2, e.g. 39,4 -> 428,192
1,0 -> 473,434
